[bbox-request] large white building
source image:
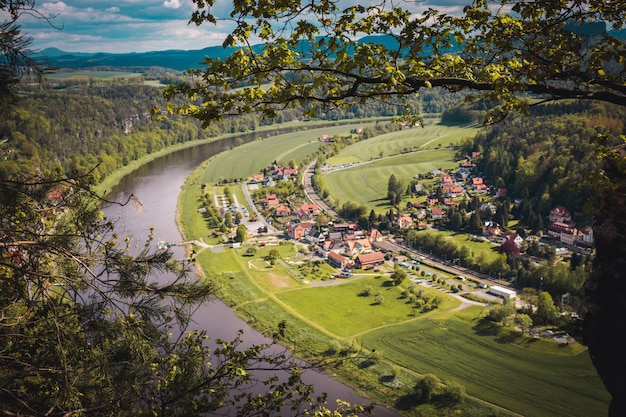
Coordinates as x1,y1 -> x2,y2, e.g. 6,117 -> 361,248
488,285 -> 517,299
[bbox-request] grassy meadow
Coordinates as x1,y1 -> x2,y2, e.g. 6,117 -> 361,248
324,149 -> 459,213
176,119 -> 610,417
361,315 -> 606,417
326,120 -> 479,165
195,122 -> 378,183
322,122 -> 480,213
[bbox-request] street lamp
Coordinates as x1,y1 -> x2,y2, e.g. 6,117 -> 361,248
540,276 -> 544,292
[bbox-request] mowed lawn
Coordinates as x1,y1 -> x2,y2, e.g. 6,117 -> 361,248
197,122 -> 377,183
360,315 -> 609,417
323,149 -> 458,212
326,121 -> 479,165
276,276 -> 461,337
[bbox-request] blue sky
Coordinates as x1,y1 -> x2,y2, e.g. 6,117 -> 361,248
9,1 -> 469,53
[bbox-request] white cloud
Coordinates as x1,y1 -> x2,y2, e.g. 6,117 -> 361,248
163,0 -> 182,9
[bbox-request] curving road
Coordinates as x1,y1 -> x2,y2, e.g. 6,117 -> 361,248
302,160 -> 339,219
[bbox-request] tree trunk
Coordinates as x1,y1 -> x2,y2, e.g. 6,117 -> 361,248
584,150 -> 626,417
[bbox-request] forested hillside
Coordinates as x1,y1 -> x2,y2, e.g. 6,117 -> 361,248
454,101 -> 626,228
0,79 -> 459,182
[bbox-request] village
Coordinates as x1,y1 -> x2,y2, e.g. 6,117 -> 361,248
209,152 -> 595,294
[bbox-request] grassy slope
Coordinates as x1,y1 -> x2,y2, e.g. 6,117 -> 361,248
361,315 -> 606,417
196,122 -> 377,183
324,149 -> 459,213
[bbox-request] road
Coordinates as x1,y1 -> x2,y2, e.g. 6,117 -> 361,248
302,160 -> 339,219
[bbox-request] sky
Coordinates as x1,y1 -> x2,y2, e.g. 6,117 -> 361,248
6,0 -> 469,53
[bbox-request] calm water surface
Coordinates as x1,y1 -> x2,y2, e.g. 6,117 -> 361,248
103,138 -> 399,417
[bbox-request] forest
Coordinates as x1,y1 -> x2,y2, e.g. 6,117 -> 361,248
452,100 -> 626,226
0,78 -> 466,183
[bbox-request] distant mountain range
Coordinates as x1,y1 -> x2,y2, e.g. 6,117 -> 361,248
34,28 -> 625,72
33,35 -> 401,71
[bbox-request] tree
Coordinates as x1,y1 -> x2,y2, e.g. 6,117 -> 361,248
387,174 -> 398,201
516,313 -> 534,334
224,211 -> 233,228
414,374 -> 441,404
390,266 -> 408,286
267,248 -> 280,263
500,236 -> 521,257
535,291 -> 559,325
0,0 -> 46,116
468,210 -> 482,233
170,0 -> 626,414
235,224 -> 248,243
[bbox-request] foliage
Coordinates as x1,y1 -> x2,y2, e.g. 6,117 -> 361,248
456,101 -> 626,221
168,0 -> 625,125
0,0 -> 45,116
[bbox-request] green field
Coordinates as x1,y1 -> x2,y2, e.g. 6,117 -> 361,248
326,121 -> 479,165
323,149 -> 459,212
322,122 -> 479,213
361,317 -> 607,417
177,120 -> 610,417
196,122 -> 378,183
277,276 -> 461,337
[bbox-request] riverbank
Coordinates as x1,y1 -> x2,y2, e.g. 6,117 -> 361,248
97,117 -> 390,197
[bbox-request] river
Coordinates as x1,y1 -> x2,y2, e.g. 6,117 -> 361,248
103,135 -> 399,417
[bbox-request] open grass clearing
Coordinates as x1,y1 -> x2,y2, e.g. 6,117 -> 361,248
276,276 -> 461,338
323,149 -> 458,213
326,121 -> 479,165
178,169 -> 213,241
416,230 -> 504,266
197,122 -> 378,183
360,315 -> 608,417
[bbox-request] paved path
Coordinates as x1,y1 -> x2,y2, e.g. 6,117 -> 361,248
302,161 -> 339,219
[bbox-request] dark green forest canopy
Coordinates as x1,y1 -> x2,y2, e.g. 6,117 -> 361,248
455,101 -> 626,220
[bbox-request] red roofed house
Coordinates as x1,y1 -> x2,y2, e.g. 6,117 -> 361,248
287,221 -> 312,240
367,228 -> 383,242
430,207 -> 444,219
327,251 -> 350,269
440,174 -> 454,184
275,204 -> 292,216
397,215 -> 413,228
300,203 -> 319,215
265,193 -> 279,208
344,238 -> 372,257
355,252 -> 386,269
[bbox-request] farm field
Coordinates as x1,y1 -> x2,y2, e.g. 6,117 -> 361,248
322,122 -> 480,213
326,120 -> 479,165
361,315 -> 607,417
323,148 -> 458,213
178,120 -> 610,417
196,122 -> 377,183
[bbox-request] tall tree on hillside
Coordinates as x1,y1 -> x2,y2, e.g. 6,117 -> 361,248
168,1 -> 626,414
0,0 -> 45,115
